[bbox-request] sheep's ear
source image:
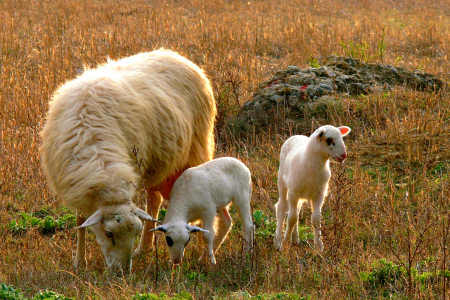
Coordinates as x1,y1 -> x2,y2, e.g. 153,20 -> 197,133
186,224 -> 209,233
150,225 -> 167,232
135,208 -> 160,222
338,126 -> 351,136
78,209 -> 103,228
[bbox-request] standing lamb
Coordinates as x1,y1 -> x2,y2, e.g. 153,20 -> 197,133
275,125 -> 351,251
151,157 -> 254,265
40,49 -> 216,274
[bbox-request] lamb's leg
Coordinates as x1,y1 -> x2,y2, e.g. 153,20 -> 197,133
284,192 -> 300,246
200,215 -> 216,264
275,179 -> 289,249
292,201 -> 304,245
134,190 -> 163,257
74,211 -> 87,269
212,207 -> 233,253
198,220 -> 208,261
311,193 -> 325,252
234,188 -> 254,252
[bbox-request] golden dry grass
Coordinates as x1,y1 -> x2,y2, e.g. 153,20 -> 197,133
1,0 -> 450,299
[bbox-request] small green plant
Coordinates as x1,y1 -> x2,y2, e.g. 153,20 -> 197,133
185,271 -> 206,282
431,162 -> 447,175
55,214 -> 76,230
158,208 -> 166,222
253,210 -> 276,239
31,290 -> 74,300
7,211 -> 76,236
359,259 -> 406,287
133,291 -> 193,300
378,27 -> 387,63
339,40 -> 370,62
307,55 -> 320,68
253,210 -> 266,227
0,283 -> 25,300
253,292 -> 312,299
0,284 -> 74,300
7,220 -> 27,235
41,216 -> 57,235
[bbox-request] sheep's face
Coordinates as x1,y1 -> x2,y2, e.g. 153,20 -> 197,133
153,222 -> 208,264
316,125 -> 351,163
79,203 -> 157,275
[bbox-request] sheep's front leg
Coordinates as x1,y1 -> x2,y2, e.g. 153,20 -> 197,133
74,211 -> 87,269
284,194 -> 300,246
134,190 -> 163,257
311,193 -> 325,252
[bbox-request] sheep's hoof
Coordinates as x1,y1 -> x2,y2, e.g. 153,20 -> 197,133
133,248 -> 141,258
133,245 -> 150,258
209,255 -> 216,265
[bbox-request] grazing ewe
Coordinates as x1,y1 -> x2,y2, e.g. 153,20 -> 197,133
152,157 -> 254,265
40,49 -> 216,274
275,125 -> 351,251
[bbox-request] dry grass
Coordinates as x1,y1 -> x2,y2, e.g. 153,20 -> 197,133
1,0 -> 450,298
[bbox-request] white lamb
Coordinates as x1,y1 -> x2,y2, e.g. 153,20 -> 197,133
275,125 -> 351,251
152,157 -> 254,265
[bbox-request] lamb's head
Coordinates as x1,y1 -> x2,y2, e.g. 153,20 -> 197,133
78,202 -> 157,275
315,125 -> 351,163
152,222 -> 208,264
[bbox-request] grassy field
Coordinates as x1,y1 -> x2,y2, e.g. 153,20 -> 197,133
1,0 -> 450,298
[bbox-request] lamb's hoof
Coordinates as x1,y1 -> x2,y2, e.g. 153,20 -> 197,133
314,241 -> 324,252
274,237 -> 283,251
73,258 -> 87,270
209,256 -> 216,265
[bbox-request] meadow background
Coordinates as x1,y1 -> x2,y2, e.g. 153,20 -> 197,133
1,0 -> 450,299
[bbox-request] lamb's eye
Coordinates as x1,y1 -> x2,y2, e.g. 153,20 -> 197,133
326,138 -> 333,146
105,231 -> 113,238
166,236 -> 174,247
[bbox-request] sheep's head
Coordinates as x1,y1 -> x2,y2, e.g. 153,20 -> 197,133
78,203 -> 157,275
151,222 -> 208,264
316,125 -> 351,163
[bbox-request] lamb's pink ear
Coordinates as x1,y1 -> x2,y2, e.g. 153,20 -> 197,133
338,126 -> 351,136
78,209 -> 103,228
317,129 -> 325,138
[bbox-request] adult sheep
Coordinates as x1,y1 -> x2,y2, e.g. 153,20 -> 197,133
40,49 -> 216,274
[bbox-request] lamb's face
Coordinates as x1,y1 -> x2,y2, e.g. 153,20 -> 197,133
153,222 -> 208,264
153,222 -> 190,264
316,125 -> 351,163
79,203 -> 157,275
